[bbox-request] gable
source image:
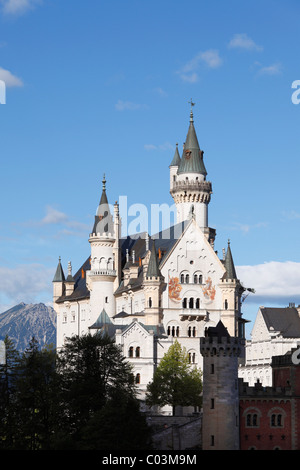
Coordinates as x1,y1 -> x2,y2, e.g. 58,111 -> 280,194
251,308 -> 271,342
160,219 -> 226,308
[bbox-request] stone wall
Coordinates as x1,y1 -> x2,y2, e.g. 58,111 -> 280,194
147,415 -> 202,450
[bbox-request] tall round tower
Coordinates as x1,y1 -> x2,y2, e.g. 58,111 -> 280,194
170,102 -> 212,230
86,175 -> 117,321
200,321 -> 242,450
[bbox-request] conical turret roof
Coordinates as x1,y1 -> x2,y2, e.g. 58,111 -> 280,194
169,144 -> 181,167
53,257 -> 65,282
146,240 -> 161,278
177,106 -> 207,176
92,174 -> 114,235
224,240 -> 237,280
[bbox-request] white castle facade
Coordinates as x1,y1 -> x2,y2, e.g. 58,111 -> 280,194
53,106 -> 249,400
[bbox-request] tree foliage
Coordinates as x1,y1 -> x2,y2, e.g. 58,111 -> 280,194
146,339 -> 202,414
0,332 -> 152,450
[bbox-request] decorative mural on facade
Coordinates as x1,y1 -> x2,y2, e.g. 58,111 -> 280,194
168,276 -> 182,302
202,276 -> 216,301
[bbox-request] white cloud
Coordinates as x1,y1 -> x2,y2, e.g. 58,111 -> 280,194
228,33 -> 263,51
258,62 -> 282,76
115,100 -> 144,111
236,261 -> 300,302
0,263 -> 53,305
41,206 -> 69,225
39,205 -> 90,235
1,0 -> 41,15
0,67 -> 23,87
153,87 -> 168,97
177,49 -> 223,83
144,142 -> 174,151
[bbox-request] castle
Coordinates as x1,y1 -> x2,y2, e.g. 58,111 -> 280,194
52,104 -> 249,401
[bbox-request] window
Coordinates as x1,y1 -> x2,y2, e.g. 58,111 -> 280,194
224,299 -> 228,310
182,298 -> 187,309
196,298 -> 200,309
211,398 -> 215,409
185,274 -> 189,284
189,297 -> 194,309
105,296 -> 108,303
188,352 -> 196,363
135,374 -> 140,384
149,297 -> 152,308
271,414 -> 283,428
268,408 -> 285,428
210,435 -> 215,447
246,413 -> 258,427
211,363 -> 214,374
136,347 -> 140,358
129,347 -> 134,358
181,273 -> 185,284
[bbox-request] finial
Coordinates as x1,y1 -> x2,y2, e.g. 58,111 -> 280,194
188,98 -> 195,122
228,238 -> 231,246
59,256 -> 61,263
68,261 -> 72,276
102,173 -> 106,191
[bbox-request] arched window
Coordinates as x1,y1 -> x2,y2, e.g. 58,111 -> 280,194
196,298 -> 200,309
194,274 -> 198,284
244,408 -> 261,427
189,297 -> 194,309
199,274 -> 203,284
185,274 -> 189,284
136,347 -> 140,358
182,298 -> 187,309
181,273 -> 185,284
188,326 -> 191,337
135,373 -> 140,384
224,299 -> 228,310
268,408 -> 285,428
176,326 -> 180,337
129,347 -> 134,358
149,297 -> 152,308
192,326 -> 196,337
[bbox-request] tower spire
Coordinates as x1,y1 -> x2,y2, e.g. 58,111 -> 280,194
91,173 -> 113,235
188,98 -> 195,122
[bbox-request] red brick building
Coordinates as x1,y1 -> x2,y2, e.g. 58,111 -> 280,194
239,348 -> 300,450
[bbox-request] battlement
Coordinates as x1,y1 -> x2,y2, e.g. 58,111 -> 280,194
89,232 -> 115,243
200,335 -> 242,357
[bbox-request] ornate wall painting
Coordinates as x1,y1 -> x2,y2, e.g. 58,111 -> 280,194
168,276 -> 182,302
202,276 -> 216,302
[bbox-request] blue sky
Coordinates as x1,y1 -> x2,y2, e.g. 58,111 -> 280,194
0,0 -> 300,337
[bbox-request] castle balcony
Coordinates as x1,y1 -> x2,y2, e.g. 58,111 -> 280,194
180,310 -> 207,321
89,269 -> 116,277
170,180 -> 212,194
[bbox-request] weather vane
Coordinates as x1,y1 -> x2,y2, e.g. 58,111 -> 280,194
188,98 -> 195,108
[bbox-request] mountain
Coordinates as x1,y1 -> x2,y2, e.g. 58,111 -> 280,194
0,302 -> 56,352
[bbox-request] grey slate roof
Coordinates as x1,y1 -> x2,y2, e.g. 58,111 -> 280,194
146,239 -> 161,278
53,257 -> 65,282
223,241 -> 237,280
92,175 -> 114,235
169,144 -> 181,167
177,113 -> 207,176
260,307 -> 300,338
